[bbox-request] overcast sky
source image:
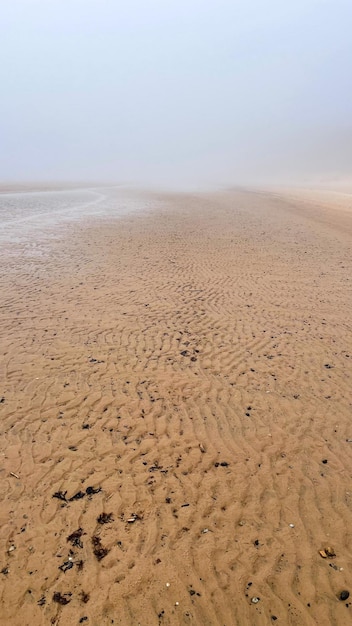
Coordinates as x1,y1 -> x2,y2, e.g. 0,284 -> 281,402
1,0 -> 352,188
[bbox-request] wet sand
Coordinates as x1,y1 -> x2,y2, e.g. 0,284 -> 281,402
0,187 -> 352,626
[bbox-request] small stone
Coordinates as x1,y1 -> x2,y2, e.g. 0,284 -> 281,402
339,590 -> 349,601
251,597 -> 260,604
289,524 -> 295,528
166,582 -> 170,588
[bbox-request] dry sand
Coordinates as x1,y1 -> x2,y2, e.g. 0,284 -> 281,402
0,187 -> 352,626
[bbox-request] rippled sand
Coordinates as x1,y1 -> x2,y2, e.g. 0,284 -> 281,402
0,187 -> 351,625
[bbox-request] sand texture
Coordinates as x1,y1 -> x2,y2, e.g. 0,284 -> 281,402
0,188 -> 352,625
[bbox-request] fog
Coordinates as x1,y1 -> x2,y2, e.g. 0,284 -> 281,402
2,0 -> 352,189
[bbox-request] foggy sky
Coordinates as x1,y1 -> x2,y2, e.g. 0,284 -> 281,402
2,0 -> 352,188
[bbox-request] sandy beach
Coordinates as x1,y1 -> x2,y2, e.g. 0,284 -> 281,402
0,187 -> 352,626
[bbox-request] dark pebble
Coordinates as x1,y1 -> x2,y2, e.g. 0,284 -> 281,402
322,459 -> 328,464
340,590 -> 350,601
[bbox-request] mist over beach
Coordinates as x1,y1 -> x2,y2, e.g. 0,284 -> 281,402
2,0 -> 352,189
1,2 -> 352,626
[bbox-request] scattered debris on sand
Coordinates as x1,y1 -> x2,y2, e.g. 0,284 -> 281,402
97,512 -> 114,524
53,592 -> 72,605
92,536 -> 109,561
67,528 -> 85,548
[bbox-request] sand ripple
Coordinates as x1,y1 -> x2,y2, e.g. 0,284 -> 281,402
0,189 -> 351,625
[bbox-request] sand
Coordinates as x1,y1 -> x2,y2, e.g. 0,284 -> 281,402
0,187 -> 351,626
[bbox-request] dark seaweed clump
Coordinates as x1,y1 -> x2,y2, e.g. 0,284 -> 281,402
53,592 -> 71,605
92,536 -> 109,561
67,527 -> 85,548
97,512 -> 114,524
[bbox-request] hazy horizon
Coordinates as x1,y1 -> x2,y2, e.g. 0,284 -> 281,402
2,0 -> 352,189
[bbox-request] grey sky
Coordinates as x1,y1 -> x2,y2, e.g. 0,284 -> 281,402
1,0 -> 352,188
